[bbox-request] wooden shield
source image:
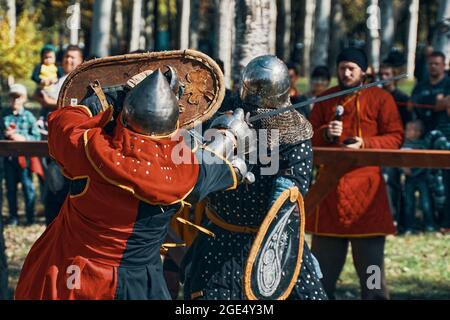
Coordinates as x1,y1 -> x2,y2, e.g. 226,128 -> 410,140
57,49 -> 225,129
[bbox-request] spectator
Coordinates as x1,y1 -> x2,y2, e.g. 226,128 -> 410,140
379,63 -> 412,229
34,45 -> 84,124
287,62 -> 301,101
380,64 -> 413,126
384,48 -> 407,69
401,120 -> 436,234
411,51 -> 450,232
297,65 -> 331,117
411,51 -> 450,134
414,44 -> 433,83
31,44 -> 64,96
2,84 -> 41,226
33,45 -> 84,225
307,47 -> 404,299
364,65 -> 377,83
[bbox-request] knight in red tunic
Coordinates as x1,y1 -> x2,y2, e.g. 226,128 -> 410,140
15,69 -> 252,300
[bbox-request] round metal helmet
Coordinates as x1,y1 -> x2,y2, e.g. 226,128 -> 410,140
122,69 -> 179,136
240,55 -> 290,109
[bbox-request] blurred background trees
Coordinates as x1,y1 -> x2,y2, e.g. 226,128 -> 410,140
0,0 -> 448,88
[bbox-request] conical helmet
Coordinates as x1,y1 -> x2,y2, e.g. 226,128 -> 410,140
122,69 -> 179,136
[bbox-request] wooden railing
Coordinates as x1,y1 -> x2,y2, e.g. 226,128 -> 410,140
1,141 -> 450,214
307,147 -> 450,214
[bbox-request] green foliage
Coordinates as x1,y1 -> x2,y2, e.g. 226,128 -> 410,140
0,10 -> 44,80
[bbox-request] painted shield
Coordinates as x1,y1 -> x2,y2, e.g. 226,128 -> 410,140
57,49 -> 225,129
244,187 -> 305,300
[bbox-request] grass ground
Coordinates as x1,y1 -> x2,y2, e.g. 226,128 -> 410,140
2,212 -> 449,300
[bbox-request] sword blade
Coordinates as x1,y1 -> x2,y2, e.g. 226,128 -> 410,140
248,74 -> 408,122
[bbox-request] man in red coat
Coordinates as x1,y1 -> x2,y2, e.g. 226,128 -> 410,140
307,48 -> 404,299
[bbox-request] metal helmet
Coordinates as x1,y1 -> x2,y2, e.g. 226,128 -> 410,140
240,55 -> 290,109
122,69 -> 179,136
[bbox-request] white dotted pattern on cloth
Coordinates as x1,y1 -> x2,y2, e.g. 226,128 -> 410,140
190,141 -> 326,300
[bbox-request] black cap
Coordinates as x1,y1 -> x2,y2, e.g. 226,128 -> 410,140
337,47 -> 368,72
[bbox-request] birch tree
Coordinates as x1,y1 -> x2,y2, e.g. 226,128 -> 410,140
129,0 -> 143,52
90,0 -> 113,57
67,0 -> 80,45
311,0 -> 331,69
179,0 -> 190,49
6,0 -> 16,45
190,0 -> 200,49
328,0 -> 345,75
303,0 -> 316,77
380,0 -> 394,61
111,0 -> 124,54
366,0 -> 381,72
232,0 -> 277,85
215,0 -> 235,87
276,0 -> 291,62
144,0 -> 155,51
407,0 -> 420,79
433,0 -> 450,66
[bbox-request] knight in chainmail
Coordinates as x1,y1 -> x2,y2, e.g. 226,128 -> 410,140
183,55 -> 327,300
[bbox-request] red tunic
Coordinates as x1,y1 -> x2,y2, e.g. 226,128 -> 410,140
15,106 -> 203,299
306,86 -> 404,237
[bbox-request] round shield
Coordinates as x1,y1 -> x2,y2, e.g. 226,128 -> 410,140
244,187 -> 305,300
57,49 -> 225,129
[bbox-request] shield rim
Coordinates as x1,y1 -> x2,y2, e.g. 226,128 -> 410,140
57,49 -> 225,130
243,186 -> 305,300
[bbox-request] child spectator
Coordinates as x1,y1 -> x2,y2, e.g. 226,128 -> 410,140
31,44 -> 63,96
402,120 -> 436,234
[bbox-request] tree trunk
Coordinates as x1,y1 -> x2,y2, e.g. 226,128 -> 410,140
276,0 -> 291,62
111,0 -> 124,54
215,0 -> 235,87
168,0 -> 177,49
407,0 -> 420,79
144,0 -> 156,51
189,0 -> 200,49
6,0 -> 16,85
129,0 -> 143,52
268,0 -> 277,55
6,0 -> 16,46
328,0 -> 345,75
290,0 -> 303,66
311,0 -> 331,69
67,0 -> 81,45
433,0 -> 450,66
90,0 -> 113,57
232,0 -> 277,85
366,0 -> 381,73
380,0 -> 394,61
178,0 -> 190,49
302,0 -> 316,76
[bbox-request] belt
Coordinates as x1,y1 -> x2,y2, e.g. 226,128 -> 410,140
205,207 -> 259,234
